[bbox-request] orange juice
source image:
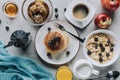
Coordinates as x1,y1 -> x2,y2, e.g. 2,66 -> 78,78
56,66 -> 73,80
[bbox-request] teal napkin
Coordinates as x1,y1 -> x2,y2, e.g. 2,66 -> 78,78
0,41 -> 54,80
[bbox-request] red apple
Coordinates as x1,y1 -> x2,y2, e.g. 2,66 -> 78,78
94,13 -> 112,28
101,0 -> 120,12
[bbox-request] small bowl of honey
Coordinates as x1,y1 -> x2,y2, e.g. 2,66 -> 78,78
2,1 -> 18,18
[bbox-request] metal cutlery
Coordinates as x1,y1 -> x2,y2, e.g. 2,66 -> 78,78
87,71 -> 120,80
55,23 -> 85,43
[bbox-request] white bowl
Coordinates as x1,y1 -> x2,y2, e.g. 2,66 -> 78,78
83,30 -> 120,67
2,1 -> 18,18
21,0 -> 53,26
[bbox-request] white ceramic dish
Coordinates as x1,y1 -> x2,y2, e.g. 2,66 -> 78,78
73,59 -> 99,79
2,1 -> 18,18
35,20 -> 80,65
65,0 -> 96,29
83,30 -> 120,67
22,0 -> 53,26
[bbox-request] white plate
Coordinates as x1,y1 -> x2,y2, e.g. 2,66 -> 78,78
65,0 -> 96,29
35,20 -> 80,65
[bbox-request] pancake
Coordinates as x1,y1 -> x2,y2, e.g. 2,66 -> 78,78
44,29 -> 69,54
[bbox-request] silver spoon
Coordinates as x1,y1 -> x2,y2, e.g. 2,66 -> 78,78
87,71 -> 120,80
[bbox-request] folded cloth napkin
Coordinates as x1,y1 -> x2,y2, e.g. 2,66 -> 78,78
0,41 -> 54,80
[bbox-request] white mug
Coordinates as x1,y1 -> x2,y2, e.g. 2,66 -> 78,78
71,2 -> 90,22
73,59 -> 99,79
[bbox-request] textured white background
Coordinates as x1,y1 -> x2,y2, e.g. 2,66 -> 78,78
0,0 -> 120,79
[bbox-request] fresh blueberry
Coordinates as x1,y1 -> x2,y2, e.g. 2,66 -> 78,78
106,53 -> 110,57
54,8 -> 58,13
0,20 -> 1,24
47,52 -> 52,58
87,50 -> 92,55
5,26 -> 9,31
94,37 -> 98,42
101,47 -> 105,52
66,51 -> 70,56
48,27 -> 51,32
64,8 -> 66,12
55,14 -> 58,19
99,57 -> 103,63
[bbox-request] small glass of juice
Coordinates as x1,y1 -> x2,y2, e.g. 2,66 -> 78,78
2,1 -> 18,18
56,66 -> 73,80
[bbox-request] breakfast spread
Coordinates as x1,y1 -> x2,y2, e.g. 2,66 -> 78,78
28,1 -> 49,23
4,2 -> 18,17
1,0 -> 120,80
44,29 -> 69,54
86,33 -> 115,63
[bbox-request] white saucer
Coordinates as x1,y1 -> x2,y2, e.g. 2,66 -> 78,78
65,0 -> 96,29
35,20 -> 80,65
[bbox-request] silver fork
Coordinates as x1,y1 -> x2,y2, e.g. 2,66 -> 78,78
55,23 -> 85,43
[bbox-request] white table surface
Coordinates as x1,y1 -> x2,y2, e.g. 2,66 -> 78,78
0,0 -> 120,80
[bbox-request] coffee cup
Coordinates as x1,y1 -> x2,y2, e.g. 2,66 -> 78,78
71,3 -> 90,22
73,59 -> 99,79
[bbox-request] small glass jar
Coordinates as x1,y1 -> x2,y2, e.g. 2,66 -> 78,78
2,1 -> 18,18
56,66 -> 73,80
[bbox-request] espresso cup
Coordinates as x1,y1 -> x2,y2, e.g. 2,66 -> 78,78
72,3 -> 90,22
73,59 -> 99,79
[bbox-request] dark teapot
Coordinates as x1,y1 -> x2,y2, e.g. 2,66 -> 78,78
4,30 -> 31,49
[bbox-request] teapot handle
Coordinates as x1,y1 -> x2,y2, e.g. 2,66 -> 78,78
26,32 -> 30,36
92,69 -> 100,76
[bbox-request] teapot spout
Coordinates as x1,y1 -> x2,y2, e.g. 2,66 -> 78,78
4,41 -> 14,48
